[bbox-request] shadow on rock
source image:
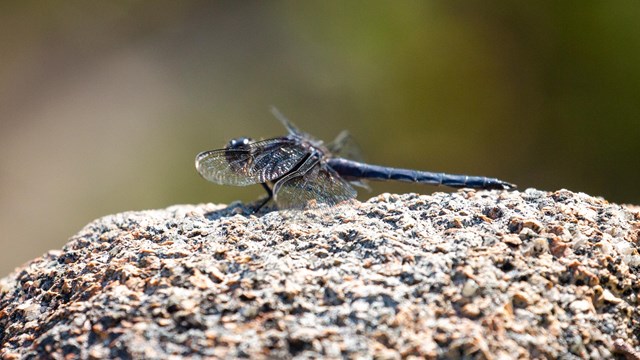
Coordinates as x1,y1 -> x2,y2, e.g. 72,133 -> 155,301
204,200 -> 278,220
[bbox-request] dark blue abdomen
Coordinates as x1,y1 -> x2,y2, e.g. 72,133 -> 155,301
327,158 -> 515,190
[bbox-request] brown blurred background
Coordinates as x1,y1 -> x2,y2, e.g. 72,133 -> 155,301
1,1 -> 639,276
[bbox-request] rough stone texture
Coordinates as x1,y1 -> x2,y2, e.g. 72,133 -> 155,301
1,189 -> 640,359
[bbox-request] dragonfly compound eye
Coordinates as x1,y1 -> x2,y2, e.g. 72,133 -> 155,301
227,137 -> 253,149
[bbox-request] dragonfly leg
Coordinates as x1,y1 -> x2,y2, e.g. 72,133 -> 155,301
254,183 -> 274,212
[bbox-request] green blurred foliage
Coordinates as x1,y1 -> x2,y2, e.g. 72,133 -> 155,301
1,1 -> 639,275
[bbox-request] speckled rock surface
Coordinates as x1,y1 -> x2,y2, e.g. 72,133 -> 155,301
1,189 -> 640,359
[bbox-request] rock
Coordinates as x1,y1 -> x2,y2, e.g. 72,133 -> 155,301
1,189 -> 639,359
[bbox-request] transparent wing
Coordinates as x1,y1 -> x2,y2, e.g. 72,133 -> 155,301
275,163 -> 357,209
327,130 -> 365,162
270,106 -> 302,136
327,131 -> 370,190
270,107 -> 325,143
195,137 -> 308,186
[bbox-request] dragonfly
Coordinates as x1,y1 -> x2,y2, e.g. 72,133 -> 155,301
195,108 -> 516,210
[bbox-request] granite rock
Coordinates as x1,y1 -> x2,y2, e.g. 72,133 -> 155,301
1,189 -> 639,359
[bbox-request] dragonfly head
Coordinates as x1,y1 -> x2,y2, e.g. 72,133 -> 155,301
226,137 -> 253,149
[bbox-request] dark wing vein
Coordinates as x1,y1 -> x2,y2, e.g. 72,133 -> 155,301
275,163 -> 357,208
195,137 -> 308,186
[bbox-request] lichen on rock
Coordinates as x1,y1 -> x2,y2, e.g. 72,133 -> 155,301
1,189 -> 639,359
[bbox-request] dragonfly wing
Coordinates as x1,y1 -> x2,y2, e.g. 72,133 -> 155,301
275,163 -> 357,209
270,107 -> 303,136
195,137 -> 308,186
327,130 -> 365,162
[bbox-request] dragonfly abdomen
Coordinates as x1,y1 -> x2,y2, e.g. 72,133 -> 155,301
327,158 -> 515,190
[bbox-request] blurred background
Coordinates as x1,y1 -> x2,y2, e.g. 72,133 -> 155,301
1,1 -> 639,276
